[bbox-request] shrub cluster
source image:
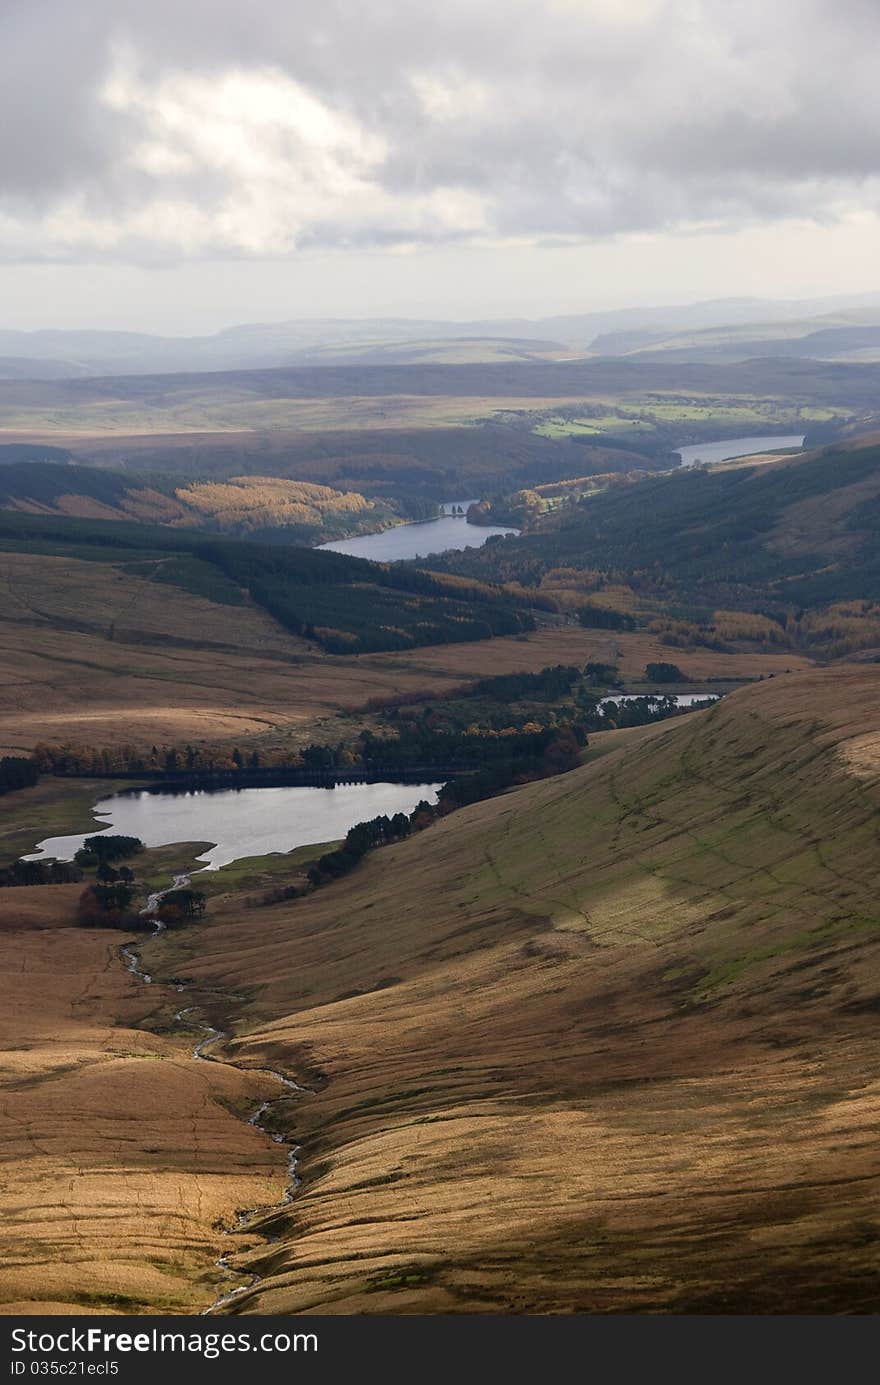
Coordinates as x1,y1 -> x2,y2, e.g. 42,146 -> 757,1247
578,604 -> 637,631
74,834 -> 145,867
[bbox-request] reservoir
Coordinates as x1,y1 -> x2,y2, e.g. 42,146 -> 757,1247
319,500 -> 519,561
25,780 -> 443,872
675,434 -> 805,468
599,693 -> 719,708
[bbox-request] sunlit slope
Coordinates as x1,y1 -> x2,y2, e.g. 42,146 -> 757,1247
0,886 -> 287,1314
1,357 -> 880,434
152,666 -> 880,1313
0,538 -> 808,755
438,436 -> 880,627
0,462 -> 387,543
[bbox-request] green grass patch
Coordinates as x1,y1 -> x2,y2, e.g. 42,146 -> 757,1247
365,1269 -> 430,1293
199,840 -> 336,896
0,777 -> 132,864
693,915 -> 880,999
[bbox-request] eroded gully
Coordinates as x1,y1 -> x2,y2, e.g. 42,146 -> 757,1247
121,879 -> 312,1315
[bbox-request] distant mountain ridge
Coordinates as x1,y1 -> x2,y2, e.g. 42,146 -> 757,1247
4,290 -> 880,378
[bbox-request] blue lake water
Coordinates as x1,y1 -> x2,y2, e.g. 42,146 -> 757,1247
25,781 -> 443,872
319,500 -> 518,561
675,434 -> 805,468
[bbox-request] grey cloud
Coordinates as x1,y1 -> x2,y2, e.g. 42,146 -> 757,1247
1,0 -> 880,258
0,2 -> 120,203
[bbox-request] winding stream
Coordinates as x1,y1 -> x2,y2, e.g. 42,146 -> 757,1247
121,876 -> 305,1314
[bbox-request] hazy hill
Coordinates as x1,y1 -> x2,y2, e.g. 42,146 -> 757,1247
599,313 -> 880,364
2,356 -> 880,436
147,665 -> 880,1313
5,291 -> 880,378
288,335 -> 580,365
0,356 -> 96,380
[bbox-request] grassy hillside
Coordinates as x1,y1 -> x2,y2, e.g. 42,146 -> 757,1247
3,531 -> 761,754
290,336 -> 580,366
140,666 -> 880,1313
0,509 -> 533,656
437,438 -> 880,657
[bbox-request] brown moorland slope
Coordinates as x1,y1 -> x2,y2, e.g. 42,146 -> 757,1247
0,885 -> 288,1315
0,549 -> 810,754
142,665 -> 880,1314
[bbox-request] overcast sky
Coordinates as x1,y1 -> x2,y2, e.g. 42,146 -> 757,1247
3,0 -> 880,332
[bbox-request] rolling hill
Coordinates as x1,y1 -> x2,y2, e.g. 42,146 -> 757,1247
0,356 -> 870,495
0,460 -> 395,543
0,501 -> 810,759
2,310 -> 880,1320
602,313 -> 880,365
3,293 -> 880,377
126,664 -> 880,1314
2,356 -> 880,418
0,509 -> 533,657
437,435 -> 880,657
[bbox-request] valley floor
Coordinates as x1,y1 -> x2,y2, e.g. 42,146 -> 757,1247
3,668 -> 875,1313
0,549 -> 812,755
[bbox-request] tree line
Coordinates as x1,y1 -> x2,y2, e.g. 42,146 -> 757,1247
0,858 -> 81,888
0,508 -> 536,656
0,756 -> 39,796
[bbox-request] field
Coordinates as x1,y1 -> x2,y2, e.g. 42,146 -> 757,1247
534,402 -> 833,442
0,357 -> 876,446
0,776 -> 132,863
0,392 -> 609,436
